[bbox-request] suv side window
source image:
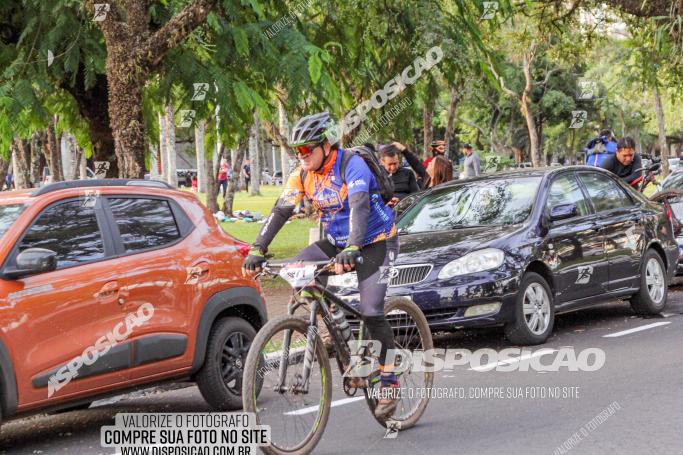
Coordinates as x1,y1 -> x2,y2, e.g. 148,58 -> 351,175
18,201 -> 104,268
579,172 -> 634,213
546,174 -> 590,217
108,198 -> 181,252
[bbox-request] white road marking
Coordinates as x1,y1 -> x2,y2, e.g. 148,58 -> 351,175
603,321 -> 671,338
284,396 -> 366,416
468,349 -> 557,372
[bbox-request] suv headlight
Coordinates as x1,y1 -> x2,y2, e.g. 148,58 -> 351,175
327,272 -> 358,288
438,248 -> 505,279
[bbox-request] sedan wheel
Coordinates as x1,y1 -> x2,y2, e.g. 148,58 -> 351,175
505,271 -> 555,345
645,258 -> 665,304
630,249 -> 668,315
522,283 -> 551,335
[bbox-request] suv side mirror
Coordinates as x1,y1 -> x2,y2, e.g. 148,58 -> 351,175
549,203 -> 578,222
4,248 -> 58,279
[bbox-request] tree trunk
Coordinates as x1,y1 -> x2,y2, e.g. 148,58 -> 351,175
105,46 -> 147,177
654,84 -> 669,176
521,47 -> 540,168
46,116 -> 63,182
422,104 -> 433,160
521,98 -> 540,167
0,153 -> 10,190
204,124 -> 219,214
223,144 -> 247,216
444,87 -> 460,157
164,105 -> 178,187
158,111 -> 167,181
278,97 -> 291,181
29,132 -> 42,184
195,120 -> 207,193
12,138 -> 33,189
249,111 -> 261,196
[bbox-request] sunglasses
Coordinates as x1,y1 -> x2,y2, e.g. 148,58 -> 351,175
295,143 -> 321,157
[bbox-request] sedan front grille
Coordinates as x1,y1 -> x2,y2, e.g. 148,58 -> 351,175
389,264 -> 433,287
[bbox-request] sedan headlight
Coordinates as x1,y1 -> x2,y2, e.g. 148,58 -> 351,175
327,272 -> 358,288
438,248 -> 505,279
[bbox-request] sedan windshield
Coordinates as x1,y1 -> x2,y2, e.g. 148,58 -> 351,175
0,204 -> 27,240
397,177 -> 542,233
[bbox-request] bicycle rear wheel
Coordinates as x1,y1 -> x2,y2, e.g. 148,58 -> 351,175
362,297 -> 433,429
242,315 -> 332,455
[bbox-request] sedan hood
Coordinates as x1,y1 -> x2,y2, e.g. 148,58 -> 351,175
397,224 -> 523,265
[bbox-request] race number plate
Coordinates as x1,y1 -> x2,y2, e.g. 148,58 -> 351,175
279,264 -> 316,288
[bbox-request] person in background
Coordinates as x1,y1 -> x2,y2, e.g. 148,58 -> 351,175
378,144 -> 420,206
4,173 -> 13,191
390,141 -> 428,189
423,139 -> 447,168
600,136 -> 642,185
242,160 -> 251,191
217,158 -> 229,198
462,143 -> 481,178
427,155 -> 453,188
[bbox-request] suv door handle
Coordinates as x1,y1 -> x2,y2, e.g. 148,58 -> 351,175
96,281 -> 119,299
187,262 -> 210,283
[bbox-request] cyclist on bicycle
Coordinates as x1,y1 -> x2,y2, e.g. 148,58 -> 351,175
600,136 -> 642,185
242,111 -> 401,419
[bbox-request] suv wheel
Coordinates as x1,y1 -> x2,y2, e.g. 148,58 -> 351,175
196,317 -> 256,410
504,272 -> 555,345
630,249 -> 668,315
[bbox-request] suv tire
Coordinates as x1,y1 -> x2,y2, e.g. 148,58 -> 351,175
196,317 -> 256,410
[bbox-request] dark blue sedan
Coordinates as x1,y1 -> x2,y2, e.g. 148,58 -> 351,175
329,166 -> 679,345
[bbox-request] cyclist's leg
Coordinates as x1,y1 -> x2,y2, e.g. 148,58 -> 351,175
356,237 -> 399,377
294,239 -> 336,261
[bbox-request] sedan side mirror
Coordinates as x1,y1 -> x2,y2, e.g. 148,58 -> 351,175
549,203 -> 578,222
3,248 -> 58,279
394,193 -> 420,219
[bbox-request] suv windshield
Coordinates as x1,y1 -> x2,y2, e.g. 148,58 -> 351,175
0,204 -> 27,239
397,177 -> 542,233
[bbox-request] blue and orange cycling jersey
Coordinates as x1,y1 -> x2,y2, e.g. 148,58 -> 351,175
281,149 -> 396,248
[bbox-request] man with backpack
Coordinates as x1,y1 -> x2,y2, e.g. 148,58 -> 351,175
241,111 -> 401,419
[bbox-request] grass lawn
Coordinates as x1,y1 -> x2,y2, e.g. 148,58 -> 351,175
188,185 -> 317,259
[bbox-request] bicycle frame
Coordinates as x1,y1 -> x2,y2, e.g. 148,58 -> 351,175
276,281 -> 366,395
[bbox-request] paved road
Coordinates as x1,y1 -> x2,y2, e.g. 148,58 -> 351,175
3,289 -> 683,455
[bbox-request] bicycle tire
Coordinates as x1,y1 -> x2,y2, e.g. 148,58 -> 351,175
650,188 -> 683,203
362,296 -> 434,429
242,315 -> 332,455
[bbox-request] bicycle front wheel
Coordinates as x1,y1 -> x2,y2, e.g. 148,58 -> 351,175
363,296 -> 434,429
242,315 -> 332,455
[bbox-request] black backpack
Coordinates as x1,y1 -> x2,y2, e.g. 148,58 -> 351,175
301,146 -> 395,203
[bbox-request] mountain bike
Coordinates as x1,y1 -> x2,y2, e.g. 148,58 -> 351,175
631,158 -> 683,234
242,258 -> 433,455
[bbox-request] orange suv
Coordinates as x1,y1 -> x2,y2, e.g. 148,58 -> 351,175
0,179 -> 266,423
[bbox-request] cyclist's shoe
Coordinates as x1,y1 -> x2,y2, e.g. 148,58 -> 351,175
374,374 -> 400,420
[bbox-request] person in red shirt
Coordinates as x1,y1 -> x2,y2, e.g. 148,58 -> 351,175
217,158 -> 229,198
423,139 -> 447,168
